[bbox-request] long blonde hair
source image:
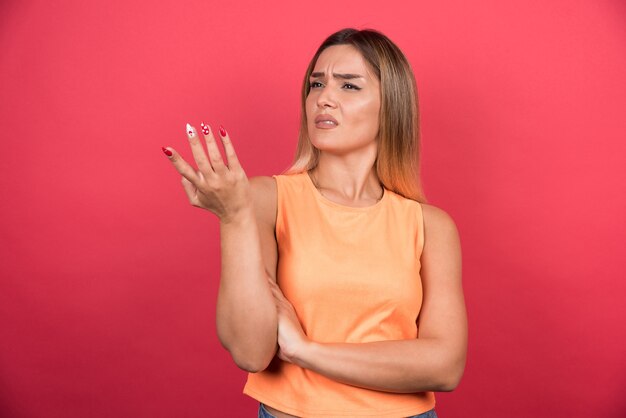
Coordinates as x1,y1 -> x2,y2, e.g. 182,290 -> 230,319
282,28 -> 427,203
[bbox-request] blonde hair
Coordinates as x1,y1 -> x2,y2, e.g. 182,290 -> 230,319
282,28 -> 427,203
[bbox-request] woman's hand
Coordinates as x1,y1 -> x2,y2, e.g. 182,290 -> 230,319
162,123 -> 250,223
268,279 -> 311,365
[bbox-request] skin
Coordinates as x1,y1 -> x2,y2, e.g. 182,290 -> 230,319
163,123 -> 279,372
306,44 -> 384,206
163,44 -> 467,418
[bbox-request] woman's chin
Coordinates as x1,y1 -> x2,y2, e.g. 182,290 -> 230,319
309,137 -> 338,151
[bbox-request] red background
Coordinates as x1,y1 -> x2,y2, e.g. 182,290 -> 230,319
1,1 -> 625,417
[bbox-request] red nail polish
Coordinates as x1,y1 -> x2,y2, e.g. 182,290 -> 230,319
162,147 -> 172,157
219,125 -> 226,137
200,122 -> 210,135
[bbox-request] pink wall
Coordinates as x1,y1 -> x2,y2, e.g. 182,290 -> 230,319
1,1 -> 624,417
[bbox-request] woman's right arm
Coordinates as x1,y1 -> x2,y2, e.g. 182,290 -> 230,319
216,175 -> 279,372
162,124 -> 278,372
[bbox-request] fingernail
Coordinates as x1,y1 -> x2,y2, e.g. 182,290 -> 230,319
200,122 -> 210,135
219,125 -> 226,137
162,147 -> 173,157
186,123 -> 195,139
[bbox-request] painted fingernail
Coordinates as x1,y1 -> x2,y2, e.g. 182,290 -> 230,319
162,147 -> 173,157
200,122 -> 210,135
219,125 -> 226,137
186,123 -> 195,139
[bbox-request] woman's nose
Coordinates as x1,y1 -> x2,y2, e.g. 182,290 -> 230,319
316,85 -> 337,108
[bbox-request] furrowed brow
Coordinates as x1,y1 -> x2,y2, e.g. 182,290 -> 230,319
310,72 -> 364,80
335,73 -> 364,80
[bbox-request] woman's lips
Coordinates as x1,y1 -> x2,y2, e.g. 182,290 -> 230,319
314,114 -> 339,129
315,120 -> 338,129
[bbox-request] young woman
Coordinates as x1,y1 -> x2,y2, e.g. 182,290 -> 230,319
162,28 -> 467,418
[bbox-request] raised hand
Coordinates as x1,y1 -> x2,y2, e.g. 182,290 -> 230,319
162,123 -> 251,223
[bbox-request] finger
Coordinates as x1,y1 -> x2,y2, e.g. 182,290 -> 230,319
277,350 -> 288,363
162,146 -> 201,185
185,124 -> 213,174
269,286 -> 285,306
217,125 -> 242,170
200,122 -> 228,174
267,279 -> 284,296
269,284 -> 282,300
273,289 -> 290,307
180,176 -> 200,206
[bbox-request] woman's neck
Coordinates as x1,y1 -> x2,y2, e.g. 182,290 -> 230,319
307,161 -> 383,204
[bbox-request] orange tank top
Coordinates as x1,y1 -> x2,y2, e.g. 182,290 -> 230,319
243,171 -> 435,417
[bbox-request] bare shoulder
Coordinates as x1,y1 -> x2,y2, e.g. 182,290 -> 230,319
419,202 -> 462,256
420,203 -> 459,237
418,202 -> 462,284
248,175 -> 277,229
248,175 -> 277,196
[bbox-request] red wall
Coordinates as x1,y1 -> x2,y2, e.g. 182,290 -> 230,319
1,1 -> 625,417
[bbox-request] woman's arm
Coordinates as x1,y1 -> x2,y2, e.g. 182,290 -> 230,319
271,203 -> 467,392
163,125 -> 279,373
217,175 -> 279,372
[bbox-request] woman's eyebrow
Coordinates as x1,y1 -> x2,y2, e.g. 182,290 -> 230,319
310,72 -> 364,80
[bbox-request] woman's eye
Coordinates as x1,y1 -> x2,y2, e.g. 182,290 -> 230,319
310,81 -> 323,88
343,83 -> 361,90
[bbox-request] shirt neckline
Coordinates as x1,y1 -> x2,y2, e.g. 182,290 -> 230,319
303,171 -> 388,212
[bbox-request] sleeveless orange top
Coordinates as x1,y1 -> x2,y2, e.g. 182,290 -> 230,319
243,171 -> 435,417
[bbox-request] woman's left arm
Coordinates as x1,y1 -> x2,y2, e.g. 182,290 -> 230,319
269,204 -> 467,393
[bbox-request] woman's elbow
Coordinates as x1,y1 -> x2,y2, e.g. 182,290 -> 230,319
216,319 -> 278,372
439,357 -> 466,392
232,355 -> 269,373
439,375 -> 462,392
228,344 -> 277,373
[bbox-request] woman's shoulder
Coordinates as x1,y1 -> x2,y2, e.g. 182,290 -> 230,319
387,194 -> 458,237
387,191 -> 453,223
419,202 -> 460,243
420,202 -> 450,219
249,175 -> 277,192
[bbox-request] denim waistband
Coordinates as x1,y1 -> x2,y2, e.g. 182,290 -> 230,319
258,403 -> 438,418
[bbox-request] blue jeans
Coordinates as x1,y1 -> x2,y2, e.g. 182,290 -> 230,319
258,403 -> 438,418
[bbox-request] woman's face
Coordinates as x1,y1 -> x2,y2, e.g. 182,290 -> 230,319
306,44 -> 381,155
